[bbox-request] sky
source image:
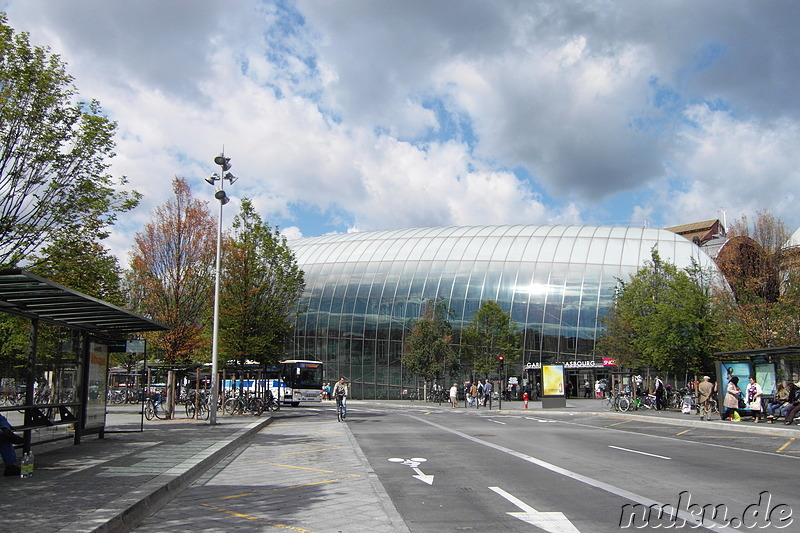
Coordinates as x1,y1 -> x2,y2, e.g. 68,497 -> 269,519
3,1 -> 800,266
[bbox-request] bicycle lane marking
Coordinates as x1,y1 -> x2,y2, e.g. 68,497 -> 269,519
406,414 -> 725,531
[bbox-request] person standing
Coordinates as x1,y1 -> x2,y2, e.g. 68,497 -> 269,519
697,376 -> 715,421
482,379 -> 493,406
449,383 -> 458,408
332,377 -> 348,419
746,376 -> 763,423
584,380 -> 591,398
654,376 -> 665,410
723,376 -> 741,421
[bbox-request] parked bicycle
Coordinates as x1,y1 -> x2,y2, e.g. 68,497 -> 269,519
427,387 -> 448,404
224,393 -> 265,416
144,394 -> 170,420
185,391 -> 210,420
618,393 -> 656,412
263,389 -> 280,412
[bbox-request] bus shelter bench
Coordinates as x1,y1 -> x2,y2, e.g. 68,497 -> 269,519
0,403 -> 80,432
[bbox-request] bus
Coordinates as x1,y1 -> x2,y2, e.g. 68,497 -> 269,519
273,360 -> 324,407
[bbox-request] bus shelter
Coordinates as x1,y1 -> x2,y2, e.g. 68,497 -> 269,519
713,346 -> 800,405
0,269 -> 169,454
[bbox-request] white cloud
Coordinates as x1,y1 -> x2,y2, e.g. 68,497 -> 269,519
4,0 -> 800,268
661,104 -> 800,227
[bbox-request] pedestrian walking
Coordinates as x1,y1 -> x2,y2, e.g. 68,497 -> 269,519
449,383 -> 458,408
469,381 -> 479,407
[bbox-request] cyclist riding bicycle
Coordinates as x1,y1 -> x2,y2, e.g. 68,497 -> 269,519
332,377 -> 348,419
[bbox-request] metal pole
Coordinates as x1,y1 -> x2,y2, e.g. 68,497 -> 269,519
209,181 -> 224,425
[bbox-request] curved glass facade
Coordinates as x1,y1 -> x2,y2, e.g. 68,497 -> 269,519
288,225 -> 718,399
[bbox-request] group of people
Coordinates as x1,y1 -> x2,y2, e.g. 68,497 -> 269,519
457,379 -> 494,408
720,375 -> 800,424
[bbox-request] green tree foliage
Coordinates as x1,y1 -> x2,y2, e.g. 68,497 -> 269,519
461,300 -> 521,376
220,198 -> 305,367
128,178 -> 216,364
20,213 -> 129,369
402,298 -> 456,382
0,314 -> 27,379
596,250 -> 719,376
0,14 -> 139,268
28,214 -> 126,305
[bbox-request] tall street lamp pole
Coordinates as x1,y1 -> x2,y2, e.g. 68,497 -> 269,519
206,152 -> 238,424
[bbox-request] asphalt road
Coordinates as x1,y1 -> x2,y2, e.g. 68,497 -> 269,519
350,404 -> 800,532
133,403 -> 800,532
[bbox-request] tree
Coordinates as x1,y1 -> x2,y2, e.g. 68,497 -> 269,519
219,198 -> 305,368
715,210 -> 792,350
596,250 -> 719,376
128,178 -> 216,364
20,212 -> 129,372
0,14 -> 139,267
460,300 -> 521,376
27,213 -> 126,305
403,298 -> 456,383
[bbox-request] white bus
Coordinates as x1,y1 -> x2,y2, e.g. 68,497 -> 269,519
276,360 -> 324,407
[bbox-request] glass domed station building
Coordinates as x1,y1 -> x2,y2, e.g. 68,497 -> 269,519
287,225 -> 720,399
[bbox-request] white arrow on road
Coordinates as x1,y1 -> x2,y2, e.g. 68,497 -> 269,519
489,486 -> 581,533
412,467 -> 434,485
388,457 -> 434,485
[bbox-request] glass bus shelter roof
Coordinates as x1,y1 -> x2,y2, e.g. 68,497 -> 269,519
0,269 -> 168,335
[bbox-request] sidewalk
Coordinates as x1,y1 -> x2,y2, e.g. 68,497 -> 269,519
2,399 -> 797,532
1,408 -> 271,532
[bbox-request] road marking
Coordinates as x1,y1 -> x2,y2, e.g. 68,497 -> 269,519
409,415 -> 724,531
525,417 -> 557,423
221,492 -> 255,500
490,486 -> 581,533
488,419 -> 506,425
675,429 -> 691,436
608,445 -> 671,460
261,462 -> 346,474
608,420 -> 631,427
203,503 -> 316,531
560,418 -> 800,460
389,457 -> 434,484
412,467 -> 434,485
777,437 -> 795,453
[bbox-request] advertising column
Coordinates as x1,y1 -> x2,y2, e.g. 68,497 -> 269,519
85,342 -> 108,431
541,364 -> 566,408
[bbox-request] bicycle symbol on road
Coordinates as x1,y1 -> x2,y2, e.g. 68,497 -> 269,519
388,457 -> 434,485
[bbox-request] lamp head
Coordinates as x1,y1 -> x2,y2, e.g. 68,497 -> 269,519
223,172 -> 238,185
214,154 -> 231,171
205,173 -> 220,186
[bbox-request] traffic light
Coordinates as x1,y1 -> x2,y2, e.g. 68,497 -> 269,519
497,355 -> 505,372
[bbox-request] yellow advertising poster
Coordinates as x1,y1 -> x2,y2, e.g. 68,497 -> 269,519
542,364 -> 565,396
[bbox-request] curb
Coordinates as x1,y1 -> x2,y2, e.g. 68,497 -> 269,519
343,421 -> 411,532
58,417 -> 274,533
